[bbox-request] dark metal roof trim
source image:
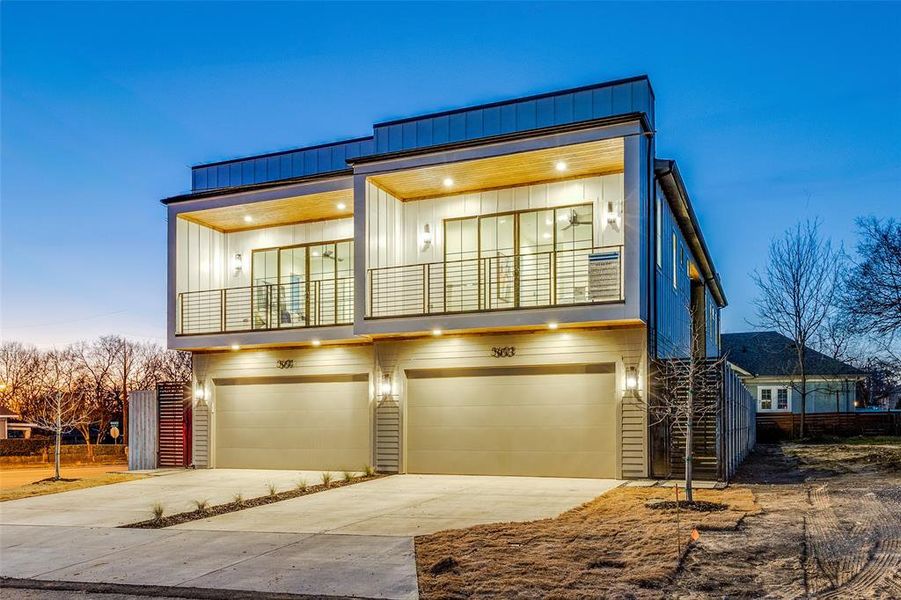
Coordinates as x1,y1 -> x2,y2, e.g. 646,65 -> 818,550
161,169 -> 352,205
191,136 -> 374,170
349,113 -> 651,167
374,75 -> 653,127
655,158 -> 728,307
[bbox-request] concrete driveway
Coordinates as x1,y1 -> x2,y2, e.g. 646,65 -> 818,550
1,470 -> 621,599
175,474 -> 621,536
0,468 -> 329,527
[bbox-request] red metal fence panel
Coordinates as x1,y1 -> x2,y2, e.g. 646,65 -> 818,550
157,382 -> 192,467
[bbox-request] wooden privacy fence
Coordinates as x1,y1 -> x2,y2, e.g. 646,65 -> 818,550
652,360 -> 756,482
128,390 -> 157,470
158,382 -> 192,467
757,411 -> 901,441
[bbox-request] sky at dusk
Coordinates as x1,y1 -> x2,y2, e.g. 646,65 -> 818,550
2,1 -> 899,348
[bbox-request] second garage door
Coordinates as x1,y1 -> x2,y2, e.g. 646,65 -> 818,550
406,364 -> 616,478
215,375 -> 370,470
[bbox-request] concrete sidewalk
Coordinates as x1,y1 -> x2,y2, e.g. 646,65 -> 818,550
0,525 -> 417,600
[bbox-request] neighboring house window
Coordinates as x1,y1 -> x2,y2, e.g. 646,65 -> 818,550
758,386 -> 790,412
672,232 -> 677,289
656,196 -> 662,268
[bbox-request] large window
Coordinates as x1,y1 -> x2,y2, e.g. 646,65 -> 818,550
442,204 -> 597,311
250,239 -> 353,328
758,386 -> 790,412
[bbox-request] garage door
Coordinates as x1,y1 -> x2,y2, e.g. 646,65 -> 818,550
406,364 -> 616,478
215,375 -> 370,470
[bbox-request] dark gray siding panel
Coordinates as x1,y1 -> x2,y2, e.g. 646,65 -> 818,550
371,78 -> 653,154
190,136 -> 374,191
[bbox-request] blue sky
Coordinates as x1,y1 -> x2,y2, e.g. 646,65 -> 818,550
2,1 -> 899,347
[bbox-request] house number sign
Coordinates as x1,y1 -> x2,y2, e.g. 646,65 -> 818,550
491,346 -> 516,358
276,360 -> 295,369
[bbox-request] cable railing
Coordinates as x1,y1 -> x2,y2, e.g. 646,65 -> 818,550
177,277 -> 354,335
366,245 -> 623,318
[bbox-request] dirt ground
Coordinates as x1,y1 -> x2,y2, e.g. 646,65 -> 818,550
673,442 -> 901,599
416,440 -> 901,599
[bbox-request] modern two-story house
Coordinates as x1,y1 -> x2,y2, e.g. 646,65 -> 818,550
163,75 -> 728,480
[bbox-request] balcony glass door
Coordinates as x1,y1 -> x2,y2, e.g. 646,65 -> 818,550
444,218 -> 478,312
553,205 -> 593,304
479,215 -> 515,309
278,247 -> 307,327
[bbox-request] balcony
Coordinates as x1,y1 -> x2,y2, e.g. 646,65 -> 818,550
177,278 -> 353,335
366,245 -> 622,318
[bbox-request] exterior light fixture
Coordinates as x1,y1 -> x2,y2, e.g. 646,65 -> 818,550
230,344 -> 240,351
432,328 -> 443,336
336,202 -> 347,210
548,322 -> 559,330
311,339 -> 321,347
421,223 -> 433,251
625,366 -> 639,392
606,201 -> 620,226
379,377 -> 393,397
194,385 -> 206,401
243,215 -> 253,223
442,177 -> 454,188
232,253 -> 243,273
555,160 -> 568,172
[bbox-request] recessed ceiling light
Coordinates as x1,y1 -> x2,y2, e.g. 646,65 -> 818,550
442,177 -> 454,188
548,322 -> 559,330
555,161 -> 568,172
311,339 -> 321,347
432,328 -> 443,336
243,215 -> 253,223
230,344 -> 240,351
336,202 -> 347,210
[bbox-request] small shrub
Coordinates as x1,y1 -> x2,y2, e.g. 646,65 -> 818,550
151,502 -> 165,522
266,482 -> 278,497
363,464 -> 376,477
321,471 -> 333,487
193,498 -> 210,512
296,479 -> 308,492
233,492 -> 244,506
343,471 -> 354,482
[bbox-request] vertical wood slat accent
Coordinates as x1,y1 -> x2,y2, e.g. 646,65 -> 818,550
158,382 -> 191,467
375,397 -> 400,473
127,390 -> 157,470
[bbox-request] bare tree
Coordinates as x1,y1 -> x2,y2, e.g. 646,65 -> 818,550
842,217 -> 901,340
140,348 -> 192,388
23,349 -> 92,480
0,341 -> 40,414
752,219 -> 842,438
103,336 -> 150,445
649,354 -> 727,502
73,339 -> 119,454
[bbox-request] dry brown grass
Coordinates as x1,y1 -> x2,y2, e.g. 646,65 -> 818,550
415,486 -> 758,600
0,472 -> 146,502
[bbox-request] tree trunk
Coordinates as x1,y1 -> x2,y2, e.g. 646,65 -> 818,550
799,374 -> 807,439
54,408 -> 62,481
79,425 -> 94,461
685,393 -> 694,503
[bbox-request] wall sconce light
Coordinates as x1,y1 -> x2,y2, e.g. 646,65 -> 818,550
625,366 -> 639,394
194,384 -> 206,402
379,375 -> 394,397
421,223 -> 432,251
606,201 -> 621,227
232,252 -> 243,273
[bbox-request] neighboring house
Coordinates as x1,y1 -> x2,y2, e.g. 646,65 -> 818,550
0,405 -> 34,439
163,75 -> 728,480
722,332 -> 867,415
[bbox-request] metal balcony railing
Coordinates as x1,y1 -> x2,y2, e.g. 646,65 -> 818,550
177,278 -> 354,335
366,245 -> 623,318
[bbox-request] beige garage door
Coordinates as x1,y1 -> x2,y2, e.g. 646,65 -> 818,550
215,375 -> 370,470
406,365 -> 616,478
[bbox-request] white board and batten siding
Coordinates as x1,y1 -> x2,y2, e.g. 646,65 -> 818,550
192,345 -> 375,470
